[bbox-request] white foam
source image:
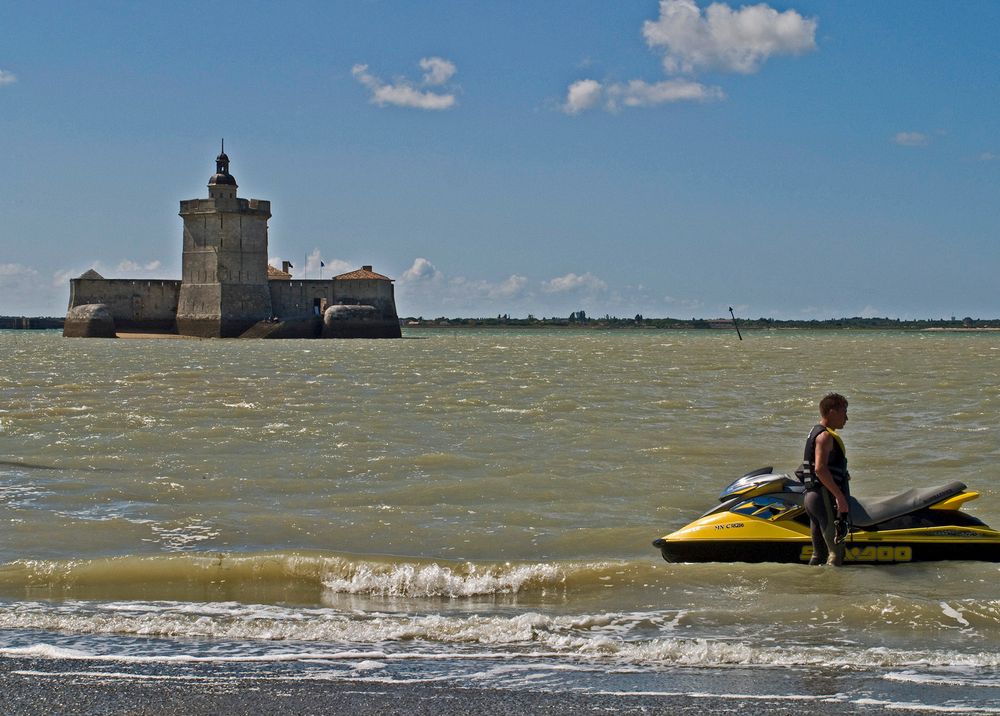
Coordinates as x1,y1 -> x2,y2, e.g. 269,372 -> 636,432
884,670 -> 1000,689
146,521 -> 220,551
854,697 -> 1000,714
940,601 -> 971,628
12,670 -> 227,682
3,601 -> 1000,671
321,561 -> 567,598
592,689 -> 831,702
352,660 -> 386,671
0,645 -> 401,665
2,644 -> 93,660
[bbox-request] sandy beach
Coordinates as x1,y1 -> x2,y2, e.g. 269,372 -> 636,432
0,657 -> 919,715
114,331 -> 193,339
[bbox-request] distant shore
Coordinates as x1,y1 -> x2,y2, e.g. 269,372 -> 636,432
4,315 -> 1000,332
402,318 -> 1000,331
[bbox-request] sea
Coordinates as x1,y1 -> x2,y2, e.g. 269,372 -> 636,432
1,328 -> 998,712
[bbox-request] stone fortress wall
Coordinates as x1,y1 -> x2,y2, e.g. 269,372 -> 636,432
334,278 -> 396,320
64,148 -> 401,339
269,277 -> 397,320
269,280 -> 334,319
67,274 -> 400,334
67,278 -> 180,331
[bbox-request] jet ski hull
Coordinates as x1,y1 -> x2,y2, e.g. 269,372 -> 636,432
654,469 -> 1000,564
655,534 -> 1000,564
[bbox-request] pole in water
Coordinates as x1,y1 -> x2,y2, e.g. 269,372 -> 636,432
729,307 -> 743,341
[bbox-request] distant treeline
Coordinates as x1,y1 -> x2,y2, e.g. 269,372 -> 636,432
1,316 -> 65,329
402,314 -> 1000,330
4,314 -> 1000,332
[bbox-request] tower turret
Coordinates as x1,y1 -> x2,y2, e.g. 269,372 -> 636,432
208,139 -> 239,199
175,145 -> 272,337
208,141 -> 238,198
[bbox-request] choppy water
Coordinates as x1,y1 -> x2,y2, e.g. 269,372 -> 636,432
1,328 -> 998,711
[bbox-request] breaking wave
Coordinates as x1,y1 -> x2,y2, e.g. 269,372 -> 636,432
0,551 -> 643,600
1,600 -> 1000,672
321,560 -> 568,597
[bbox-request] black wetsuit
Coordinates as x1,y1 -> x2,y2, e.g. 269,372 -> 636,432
800,424 -> 850,565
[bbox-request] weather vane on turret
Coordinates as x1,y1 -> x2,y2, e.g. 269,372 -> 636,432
209,139 -> 236,187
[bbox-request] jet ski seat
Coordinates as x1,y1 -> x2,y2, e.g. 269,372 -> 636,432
849,481 -> 967,527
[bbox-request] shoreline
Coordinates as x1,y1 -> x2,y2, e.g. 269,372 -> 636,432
4,324 -> 1000,335
114,331 -> 192,339
0,658 -> 914,715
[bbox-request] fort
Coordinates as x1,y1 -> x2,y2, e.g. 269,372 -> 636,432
64,148 -> 401,339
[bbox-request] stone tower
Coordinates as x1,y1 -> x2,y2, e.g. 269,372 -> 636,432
175,147 -> 273,337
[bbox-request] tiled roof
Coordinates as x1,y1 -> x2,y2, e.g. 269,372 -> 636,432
334,267 -> 393,281
79,269 -> 105,279
267,264 -> 292,280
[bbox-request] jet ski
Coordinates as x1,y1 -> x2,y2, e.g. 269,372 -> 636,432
653,467 -> 1000,564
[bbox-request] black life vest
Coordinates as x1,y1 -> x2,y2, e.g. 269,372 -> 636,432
796,423 -> 849,488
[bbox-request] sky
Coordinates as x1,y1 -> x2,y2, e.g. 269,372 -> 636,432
1,0 -> 998,320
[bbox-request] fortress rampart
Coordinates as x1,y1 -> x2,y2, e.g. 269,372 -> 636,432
269,280 -> 335,319
64,148 -> 401,339
68,278 -> 180,331
334,278 -> 397,319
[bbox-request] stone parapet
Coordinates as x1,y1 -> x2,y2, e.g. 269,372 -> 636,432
179,198 -> 271,217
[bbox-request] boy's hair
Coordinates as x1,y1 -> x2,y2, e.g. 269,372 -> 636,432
819,393 -> 848,416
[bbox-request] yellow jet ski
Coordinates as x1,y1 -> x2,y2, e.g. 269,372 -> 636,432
653,467 -> 1000,564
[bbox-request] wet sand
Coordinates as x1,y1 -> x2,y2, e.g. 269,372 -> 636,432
0,658 -> 918,715
114,331 -> 192,339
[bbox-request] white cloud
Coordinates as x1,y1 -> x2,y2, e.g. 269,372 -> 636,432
613,78 -> 724,107
116,259 -> 162,274
563,78 -> 723,114
394,259 -> 728,319
493,274 -> 528,298
48,259 -> 166,286
305,248 -> 352,278
977,152 -> 997,162
449,274 -> 529,301
325,259 -> 355,276
664,295 -> 705,311
0,263 -> 61,315
643,0 -> 818,75
562,1 -> 811,114
563,79 -> 604,114
400,257 -> 442,283
0,70 -> 16,86
352,59 -> 458,111
542,272 -> 607,294
420,57 -> 457,86
52,267 -> 80,289
268,252 -> 354,278
0,263 -> 31,277
893,131 -> 929,147
396,258 -> 532,315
